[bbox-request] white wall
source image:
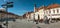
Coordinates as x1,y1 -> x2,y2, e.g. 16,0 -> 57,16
30,13 -> 34,20
38,9 -> 44,19
48,7 -> 60,14
46,7 -> 60,19
35,12 -> 39,20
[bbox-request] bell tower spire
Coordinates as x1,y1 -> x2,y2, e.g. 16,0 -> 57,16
34,3 -> 36,12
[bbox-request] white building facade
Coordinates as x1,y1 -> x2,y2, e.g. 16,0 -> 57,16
30,12 -> 34,20
34,4 -> 60,20
38,8 -> 45,20
34,12 -> 39,20
45,4 -> 60,19
26,4 -> 60,21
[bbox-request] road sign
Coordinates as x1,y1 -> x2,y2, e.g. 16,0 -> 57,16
1,4 -> 7,8
1,2 -> 13,8
7,2 -> 13,4
7,3 -> 13,8
7,2 -> 13,8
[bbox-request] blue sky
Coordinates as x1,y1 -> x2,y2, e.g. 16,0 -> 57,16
0,0 -> 60,16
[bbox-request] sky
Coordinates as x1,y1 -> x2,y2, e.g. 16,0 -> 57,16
0,0 -> 60,16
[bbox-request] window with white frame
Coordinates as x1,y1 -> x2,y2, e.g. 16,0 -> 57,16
57,9 -> 59,13
53,10 -> 55,13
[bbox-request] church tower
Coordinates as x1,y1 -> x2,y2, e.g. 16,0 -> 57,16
34,4 -> 36,12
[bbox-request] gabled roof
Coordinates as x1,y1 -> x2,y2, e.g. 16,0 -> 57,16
39,5 -> 44,9
37,5 -> 47,11
47,3 -> 60,9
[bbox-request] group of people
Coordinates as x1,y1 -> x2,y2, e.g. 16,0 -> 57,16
34,15 -> 50,24
34,19 -> 50,24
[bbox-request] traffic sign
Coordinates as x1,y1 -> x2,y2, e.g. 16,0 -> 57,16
7,2 -> 13,8
1,2 -> 13,8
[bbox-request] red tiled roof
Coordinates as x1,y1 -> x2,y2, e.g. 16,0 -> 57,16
37,6 -> 47,11
47,4 -> 60,9
37,4 -> 60,10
